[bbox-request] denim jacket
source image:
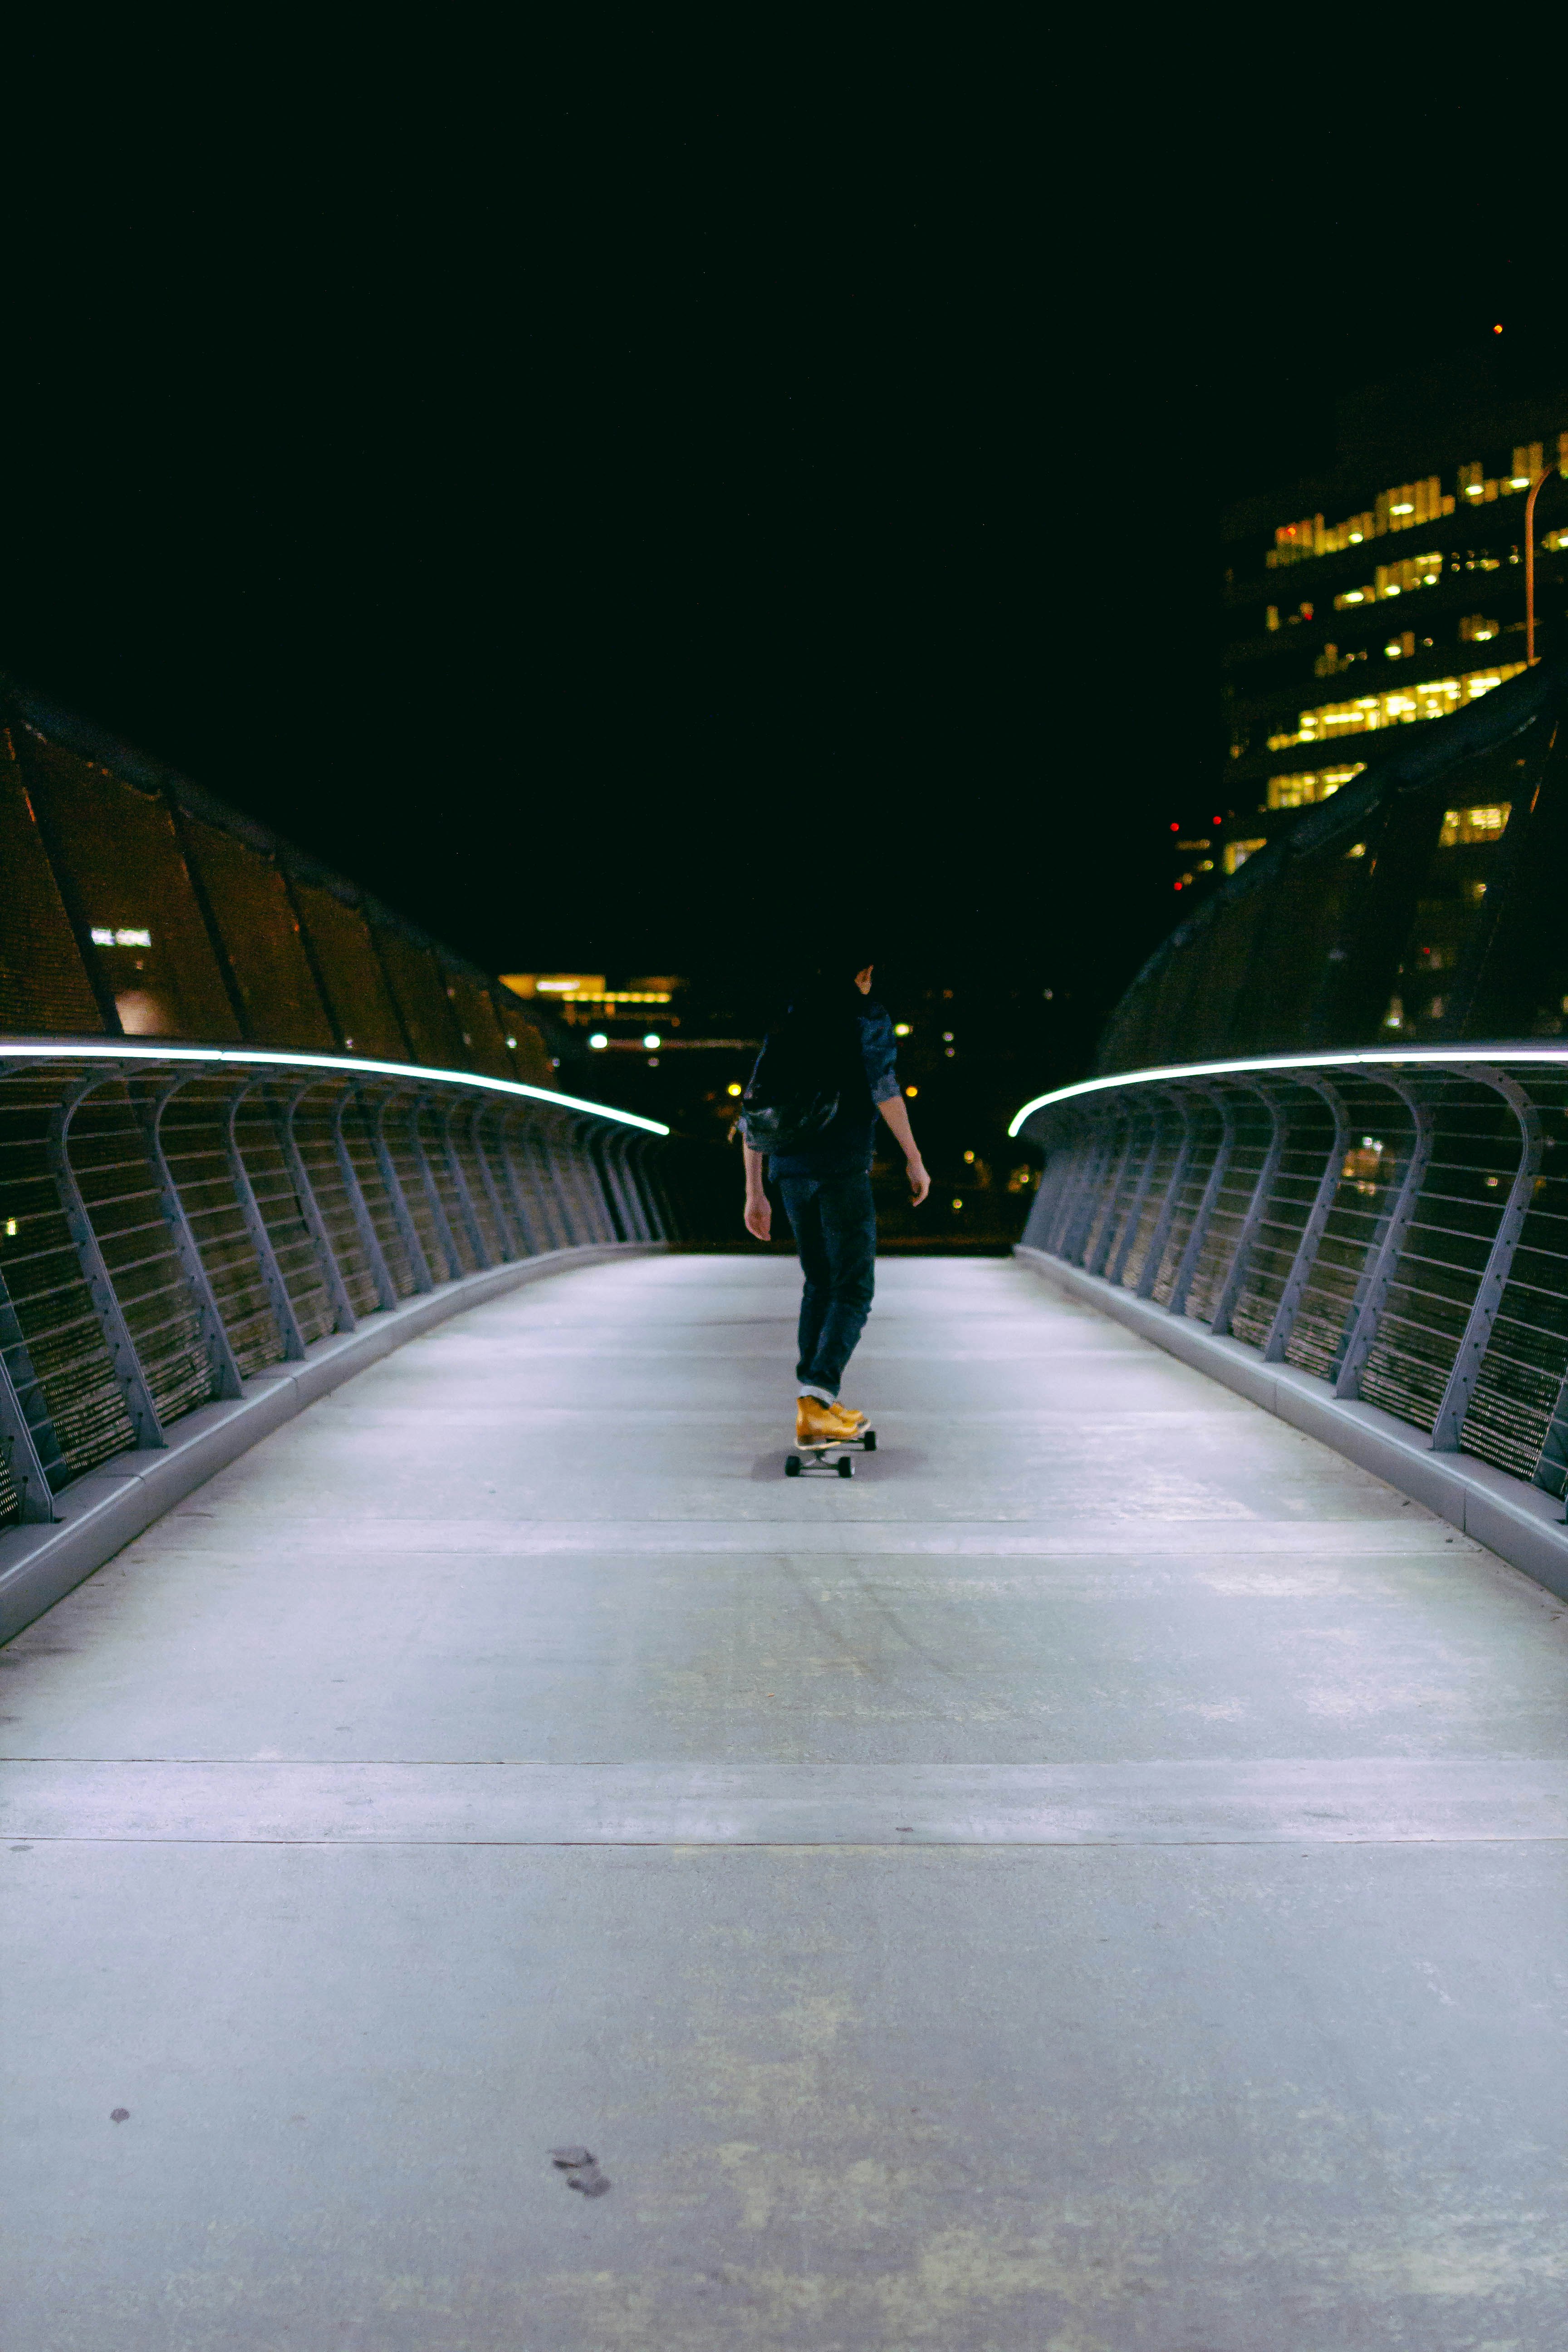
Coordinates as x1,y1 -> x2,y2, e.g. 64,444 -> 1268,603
762,997 -> 900,1178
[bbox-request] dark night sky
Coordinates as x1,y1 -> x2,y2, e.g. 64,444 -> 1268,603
4,37 -> 1561,1085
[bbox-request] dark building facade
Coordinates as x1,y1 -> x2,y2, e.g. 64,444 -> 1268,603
0,681 -> 554,1087
1100,656 -> 1568,1073
1166,368 -> 1568,904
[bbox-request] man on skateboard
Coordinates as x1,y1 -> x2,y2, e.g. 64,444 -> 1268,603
741,956 -> 930,1450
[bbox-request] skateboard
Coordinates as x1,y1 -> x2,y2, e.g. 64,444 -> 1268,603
785,1427 -> 877,1478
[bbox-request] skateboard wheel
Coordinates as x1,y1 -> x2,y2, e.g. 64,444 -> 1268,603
862,1429 -> 877,1452
837,1456 -> 853,1478
784,1455 -> 802,1476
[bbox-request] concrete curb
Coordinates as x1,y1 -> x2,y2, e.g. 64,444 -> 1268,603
1014,1245 -> 1568,1604
0,1242 -> 666,1645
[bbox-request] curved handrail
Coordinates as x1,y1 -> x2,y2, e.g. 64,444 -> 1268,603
1012,1047 -> 1568,1512
0,1035 -> 669,1135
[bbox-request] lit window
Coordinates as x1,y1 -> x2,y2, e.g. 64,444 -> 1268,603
90,927 -> 115,945
1222,838 -> 1267,875
1439,804 -> 1511,847
588,1032 -> 608,1049
1458,614 -> 1499,642
3,1219 -> 15,1238
1266,478 -> 1450,568
1266,764 -> 1366,810
1266,665 -> 1526,753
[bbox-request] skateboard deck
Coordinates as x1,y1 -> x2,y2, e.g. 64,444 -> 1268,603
785,1428 -> 877,1478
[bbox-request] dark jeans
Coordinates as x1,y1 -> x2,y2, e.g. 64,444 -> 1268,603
778,1171 -> 877,1396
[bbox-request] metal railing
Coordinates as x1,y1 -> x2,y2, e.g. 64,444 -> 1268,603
1012,1048 -> 1568,1508
0,1042 -> 673,1528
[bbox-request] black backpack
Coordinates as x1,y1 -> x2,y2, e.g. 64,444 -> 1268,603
740,1004 -> 857,1153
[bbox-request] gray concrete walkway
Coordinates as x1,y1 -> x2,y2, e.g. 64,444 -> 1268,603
3,1252 -> 1567,2352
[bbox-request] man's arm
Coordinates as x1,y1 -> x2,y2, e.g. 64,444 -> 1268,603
877,1093 -> 931,1204
743,1142 -> 771,1240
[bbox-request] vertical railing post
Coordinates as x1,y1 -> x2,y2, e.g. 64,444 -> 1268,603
1334,1079 -> 1436,1401
46,1078 -> 167,1449
407,1098 -> 465,1280
467,1105 -> 520,1262
1165,1085 -> 1236,1318
1430,1066 -> 1544,1454
598,1127 -> 644,1240
628,1136 -> 670,1240
1022,1119 -> 1089,1253
540,1119 -> 590,1246
570,1122 -> 617,1242
133,1076 -> 245,1400
1053,1130 -> 1104,1256
1207,1085 -> 1289,1338
368,1093 -> 435,1293
1261,1076 -> 1350,1362
332,1088 -> 401,1311
495,1112 -> 550,1256
1136,1090 -> 1200,1301
1105,1098 -> 1171,1290
0,1268 -> 60,1521
224,1082 -> 308,1361
437,1098 -> 495,1270
1083,1117 -> 1137,1278
1061,1118 -> 1120,1266
521,1127 -> 570,1251
277,1084 -> 359,1333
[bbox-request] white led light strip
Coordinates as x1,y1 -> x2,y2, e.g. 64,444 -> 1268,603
1008,1044 -> 1568,1138
0,1040 -> 669,1136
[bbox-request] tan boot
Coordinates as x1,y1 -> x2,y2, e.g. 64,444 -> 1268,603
796,1396 -> 858,1446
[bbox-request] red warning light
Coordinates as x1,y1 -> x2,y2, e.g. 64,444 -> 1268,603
1173,880 -> 1184,891
1169,821 -> 1179,832
1212,814 -> 1222,825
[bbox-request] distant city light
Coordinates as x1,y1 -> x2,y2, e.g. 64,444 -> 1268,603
726,1082 -> 743,1097
1391,503 -> 1413,516
1494,322 -> 1503,333
642,1033 -> 662,1050
963,1149 -> 975,1163
588,1032 -> 608,1049
951,1198 -> 963,1211
505,1036 -> 517,1048
894,1022 -> 911,1036
905,1085 -> 918,1097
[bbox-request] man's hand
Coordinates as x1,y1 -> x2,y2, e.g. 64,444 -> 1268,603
906,1156 -> 931,1206
744,1195 -> 772,1242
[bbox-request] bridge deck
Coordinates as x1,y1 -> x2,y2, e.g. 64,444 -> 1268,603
4,1252 -> 1566,2350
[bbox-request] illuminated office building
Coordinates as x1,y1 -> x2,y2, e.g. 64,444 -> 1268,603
1177,371 -> 1568,900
